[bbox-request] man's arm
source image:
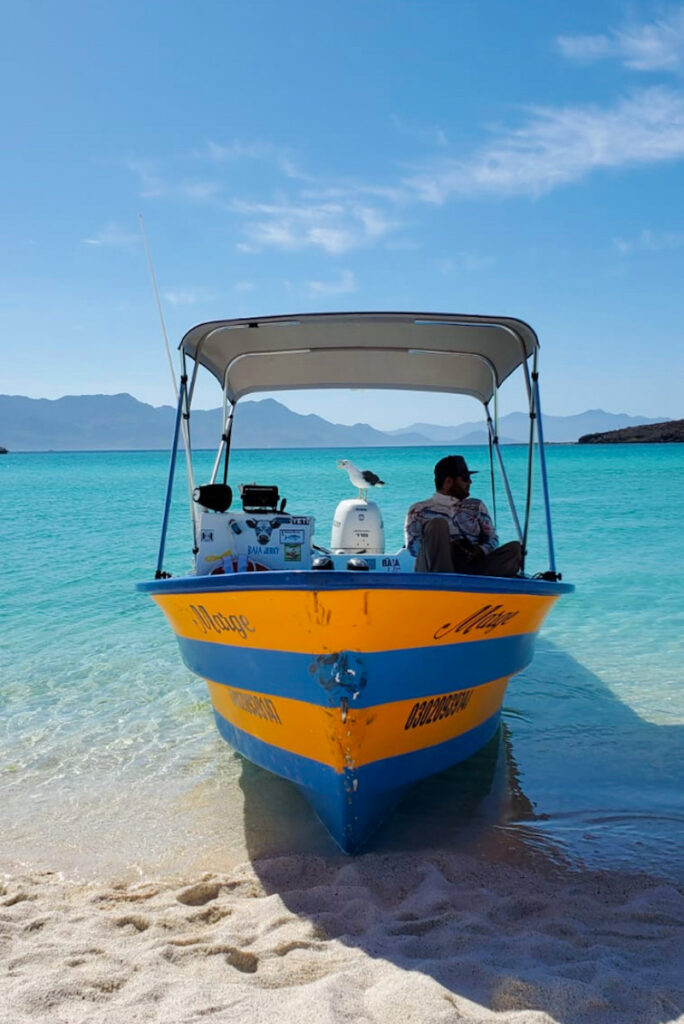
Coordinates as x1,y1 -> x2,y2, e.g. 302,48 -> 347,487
476,501 -> 499,556
404,504 -> 424,557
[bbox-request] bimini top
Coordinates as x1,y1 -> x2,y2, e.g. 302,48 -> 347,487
180,311 -> 539,405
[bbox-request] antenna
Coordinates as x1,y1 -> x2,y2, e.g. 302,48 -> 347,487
139,213 -> 178,399
138,214 -> 198,553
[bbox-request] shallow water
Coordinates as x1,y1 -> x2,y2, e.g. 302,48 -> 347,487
1,445 -> 682,881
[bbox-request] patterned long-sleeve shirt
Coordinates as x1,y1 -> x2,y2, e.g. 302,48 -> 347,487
404,491 -> 499,558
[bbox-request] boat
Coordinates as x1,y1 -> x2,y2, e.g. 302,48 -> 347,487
137,311 -> 573,852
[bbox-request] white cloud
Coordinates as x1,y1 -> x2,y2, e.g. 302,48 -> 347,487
128,158 -> 221,203
178,181 -> 221,201
127,144 -> 402,255
357,206 -> 395,239
233,280 -> 255,292
391,114 -> 448,148
403,87 -> 684,200
84,222 -> 138,247
202,139 -> 305,179
556,34 -> 613,62
128,52 -> 684,237
163,287 -> 215,306
127,159 -> 165,198
384,238 -> 423,251
613,228 -> 684,252
205,140 -> 270,161
232,198 -> 397,254
305,270 -> 357,295
441,253 -> 496,274
556,8 -> 684,71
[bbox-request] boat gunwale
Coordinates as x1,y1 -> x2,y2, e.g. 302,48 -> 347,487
137,570 -> 574,597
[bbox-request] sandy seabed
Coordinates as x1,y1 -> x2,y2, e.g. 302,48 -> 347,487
2,848 -> 683,1024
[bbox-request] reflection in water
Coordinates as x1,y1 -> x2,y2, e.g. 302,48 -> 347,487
238,638 -> 683,880
239,722 -> 569,870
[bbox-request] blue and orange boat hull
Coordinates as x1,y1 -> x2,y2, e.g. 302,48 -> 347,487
138,571 -> 572,852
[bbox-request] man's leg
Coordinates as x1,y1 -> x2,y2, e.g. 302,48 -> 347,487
476,541 -> 522,578
414,517 -> 454,572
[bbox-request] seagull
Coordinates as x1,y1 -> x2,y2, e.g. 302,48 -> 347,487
337,458 -> 386,499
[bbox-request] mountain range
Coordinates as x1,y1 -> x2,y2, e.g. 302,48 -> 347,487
0,393 -> 668,451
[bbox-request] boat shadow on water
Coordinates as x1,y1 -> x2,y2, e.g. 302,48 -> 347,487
236,639 -> 683,1024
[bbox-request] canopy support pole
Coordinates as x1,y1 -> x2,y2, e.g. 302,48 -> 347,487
521,375 -> 536,568
485,400 -> 497,527
221,404 -> 235,484
210,379 -> 229,484
179,350 -> 198,555
155,375 -> 186,578
209,407 -> 235,485
532,366 -> 558,575
485,405 -> 523,546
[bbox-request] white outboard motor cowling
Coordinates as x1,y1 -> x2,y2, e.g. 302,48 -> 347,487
330,499 -> 385,555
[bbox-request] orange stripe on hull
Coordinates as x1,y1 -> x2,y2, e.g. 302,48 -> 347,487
206,676 -> 511,772
155,587 -> 557,654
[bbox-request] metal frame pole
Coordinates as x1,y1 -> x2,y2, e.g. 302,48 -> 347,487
220,403 -> 235,484
155,375 -> 186,578
210,380 -> 230,484
532,370 -> 557,574
484,405 -> 524,545
521,358 -> 536,565
485,400 -> 497,526
179,350 -> 198,554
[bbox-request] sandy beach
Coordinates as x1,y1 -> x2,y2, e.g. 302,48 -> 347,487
3,842 -> 683,1024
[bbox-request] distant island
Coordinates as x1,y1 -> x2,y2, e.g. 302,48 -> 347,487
0,446 -> 7,454
579,419 -> 684,444
0,393 -> 671,451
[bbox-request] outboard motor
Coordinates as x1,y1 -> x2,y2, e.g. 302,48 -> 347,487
330,498 -> 385,555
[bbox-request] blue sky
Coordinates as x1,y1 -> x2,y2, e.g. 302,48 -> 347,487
2,0 -> 683,428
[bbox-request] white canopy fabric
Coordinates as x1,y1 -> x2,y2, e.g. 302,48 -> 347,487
180,312 -> 539,406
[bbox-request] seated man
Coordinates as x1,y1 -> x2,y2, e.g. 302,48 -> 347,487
405,454 -> 522,577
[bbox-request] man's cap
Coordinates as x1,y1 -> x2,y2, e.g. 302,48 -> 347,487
434,454 -> 478,481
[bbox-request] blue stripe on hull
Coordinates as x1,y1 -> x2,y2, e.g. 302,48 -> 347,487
178,632 -> 536,707
213,704 -> 501,852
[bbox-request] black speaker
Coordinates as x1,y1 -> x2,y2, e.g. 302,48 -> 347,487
192,483 -> 232,513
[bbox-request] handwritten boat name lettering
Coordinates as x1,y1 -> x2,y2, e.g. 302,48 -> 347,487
433,603 -> 519,640
229,689 -> 282,724
404,689 -> 473,730
190,604 -> 255,639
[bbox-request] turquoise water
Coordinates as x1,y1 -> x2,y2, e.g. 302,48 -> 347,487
1,445 -> 682,881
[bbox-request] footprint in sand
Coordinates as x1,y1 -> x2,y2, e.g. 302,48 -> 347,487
115,914 -> 150,932
176,882 -> 223,906
162,940 -> 258,973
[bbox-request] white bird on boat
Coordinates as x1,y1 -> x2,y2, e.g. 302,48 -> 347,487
337,458 -> 386,499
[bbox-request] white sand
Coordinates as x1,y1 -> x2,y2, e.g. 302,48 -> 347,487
2,851 -> 683,1024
